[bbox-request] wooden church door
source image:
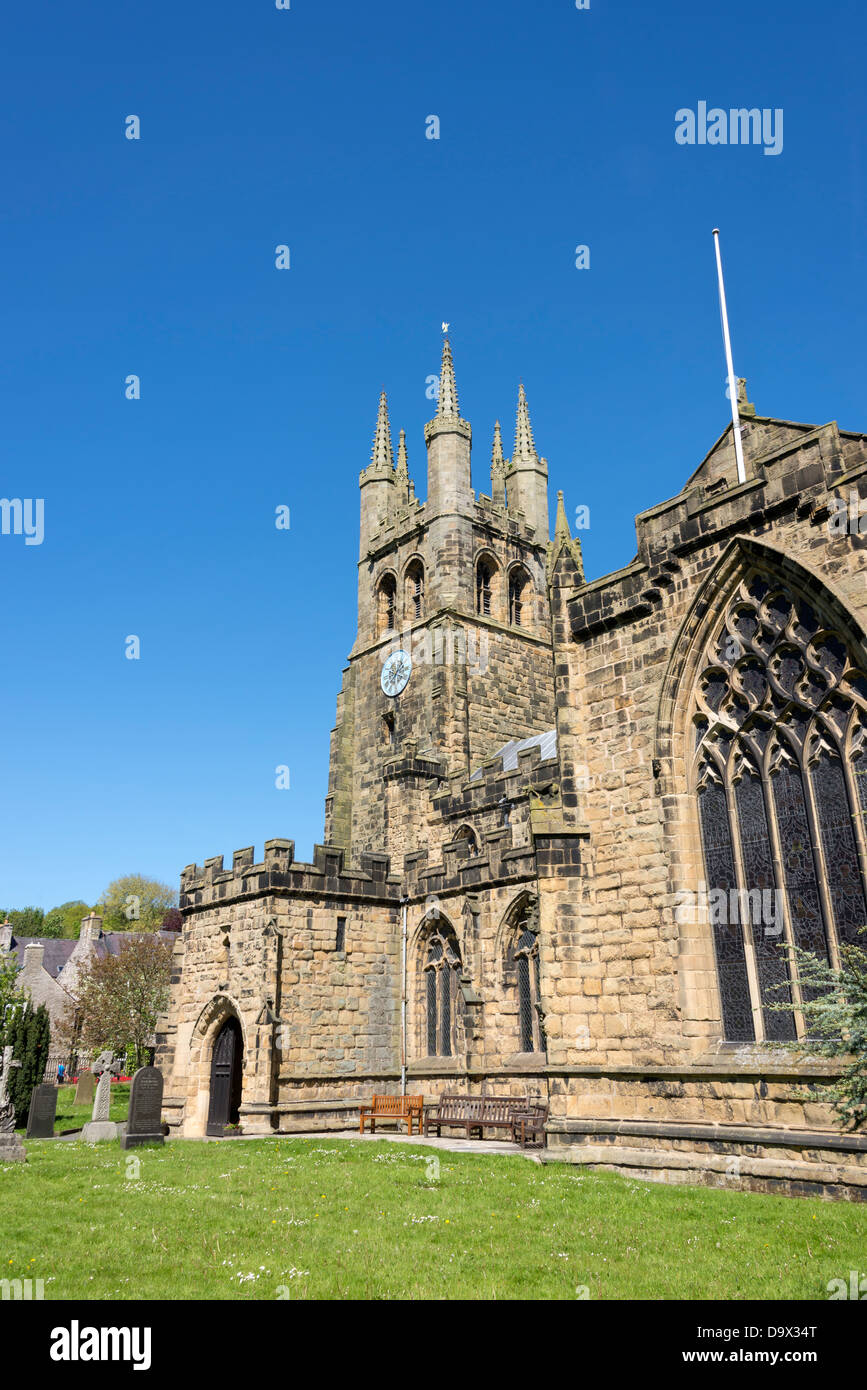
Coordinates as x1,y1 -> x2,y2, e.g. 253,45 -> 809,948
206,1016 -> 243,1136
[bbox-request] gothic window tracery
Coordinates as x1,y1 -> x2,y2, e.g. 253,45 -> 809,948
504,900 -> 546,1054
692,568 -> 867,1041
423,924 -> 462,1057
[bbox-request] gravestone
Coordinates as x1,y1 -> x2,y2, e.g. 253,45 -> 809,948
0,1046 -> 25,1162
82,1069 -> 118,1143
121,1066 -> 165,1149
74,1070 -> 94,1107
25,1084 -> 57,1139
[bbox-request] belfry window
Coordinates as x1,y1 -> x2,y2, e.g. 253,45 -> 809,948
376,574 -> 397,636
509,569 -> 529,627
405,560 -> 424,621
692,569 -> 867,1043
476,562 -> 492,617
423,925 -> 462,1057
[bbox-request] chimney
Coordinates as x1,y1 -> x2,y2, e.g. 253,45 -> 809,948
23,941 -> 45,973
78,912 -> 103,944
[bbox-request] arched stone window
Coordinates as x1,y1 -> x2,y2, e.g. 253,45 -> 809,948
692,568 -> 867,1042
455,824 -> 479,856
476,559 -> 494,617
405,559 -> 424,621
422,923 -> 462,1057
504,902 -> 546,1054
508,567 -> 531,628
376,573 -> 397,636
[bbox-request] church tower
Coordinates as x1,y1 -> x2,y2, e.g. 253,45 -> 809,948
325,338 -> 558,865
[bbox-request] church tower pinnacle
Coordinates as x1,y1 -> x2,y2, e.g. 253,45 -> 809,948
491,420 -> 506,506
358,388 -> 396,555
423,337 -> 472,518
505,382 -> 549,541
436,335 -> 460,418
370,388 -> 394,472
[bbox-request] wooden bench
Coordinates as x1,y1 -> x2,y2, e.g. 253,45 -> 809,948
423,1093 -> 529,1140
511,1104 -> 548,1148
359,1094 -> 424,1136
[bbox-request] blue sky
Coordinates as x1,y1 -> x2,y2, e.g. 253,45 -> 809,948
1,0 -> 864,910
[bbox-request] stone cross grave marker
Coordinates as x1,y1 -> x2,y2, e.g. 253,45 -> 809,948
121,1066 -> 165,1149
0,1046 -> 16,1115
82,1069 -> 118,1142
93,1070 -> 111,1121
0,1047 -> 25,1162
25,1084 -> 57,1139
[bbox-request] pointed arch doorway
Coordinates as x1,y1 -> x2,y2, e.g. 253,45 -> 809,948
206,1016 -> 243,1136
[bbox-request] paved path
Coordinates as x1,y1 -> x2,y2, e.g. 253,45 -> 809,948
191,1128 -> 543,1161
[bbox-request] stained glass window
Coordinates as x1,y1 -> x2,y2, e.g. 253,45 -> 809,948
691,567 -> 867,1041
733,768 -> 795,1040
810,746 -> 867,947
697,772 -> 755,1041
424,926 -> 461,1057
510,914 -> 544,1055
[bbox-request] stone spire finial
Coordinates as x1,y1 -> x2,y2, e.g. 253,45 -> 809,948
396,428 -> 409,482
548,489 -> 585,588
370,389 -> 394,471
491,420 -> 506,506
554,490 -> 571,546
437,338 -> 460,418
737,377 -> 756,418
492,420 -> 505,470
512,383 -> 538,463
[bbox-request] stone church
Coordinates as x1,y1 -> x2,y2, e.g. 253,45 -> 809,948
157,339 -> 867,1198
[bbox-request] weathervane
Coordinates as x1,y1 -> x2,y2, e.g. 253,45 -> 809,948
441,321 -> 449,334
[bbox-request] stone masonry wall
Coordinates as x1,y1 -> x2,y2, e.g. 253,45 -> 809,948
542,419 -> 867,1077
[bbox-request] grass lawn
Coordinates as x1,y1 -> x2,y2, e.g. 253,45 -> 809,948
2,1137 -> 865,1300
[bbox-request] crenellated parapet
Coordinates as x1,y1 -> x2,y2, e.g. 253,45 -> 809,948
436,737 -> 559,815
180,838 -> 402,912
396,739 -> 560,896
560,418 -> 867,641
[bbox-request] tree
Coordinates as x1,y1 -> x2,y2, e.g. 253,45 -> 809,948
6,1002 -> 51,1126
0,950 -> 22,1043
97,875 -> 177,933
72,934 -> 173,1071
772,934 -> 867,1131
42,901 -> 94,940
0,907 -> 45,935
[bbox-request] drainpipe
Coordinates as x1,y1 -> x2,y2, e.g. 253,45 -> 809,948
400,898 -> 408,1096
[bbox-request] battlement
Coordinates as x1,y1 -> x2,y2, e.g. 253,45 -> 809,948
365,497 -> 426,558
403,830 -> 537,898
395,741 -> 560,895
448,736 -> 559,807
562,418 -> 867,641
180,838 -> 402,911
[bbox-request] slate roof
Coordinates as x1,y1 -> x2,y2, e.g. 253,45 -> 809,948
470,728 -> 557,781
7,929 -> 177,975
8,936 -> 77,976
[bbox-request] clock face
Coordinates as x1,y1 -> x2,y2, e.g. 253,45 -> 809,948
381,649 -> 412,697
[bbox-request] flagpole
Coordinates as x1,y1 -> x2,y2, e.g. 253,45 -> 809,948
712,228 -> 747,485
